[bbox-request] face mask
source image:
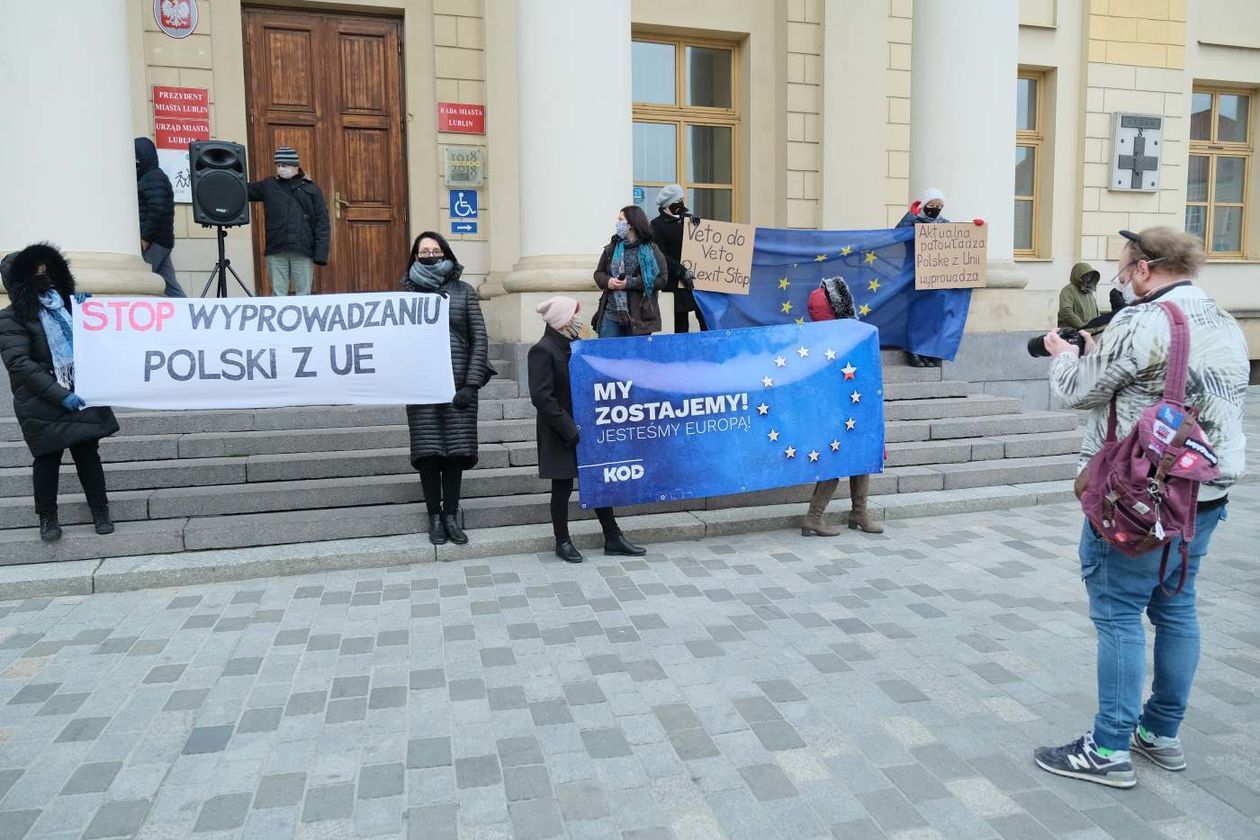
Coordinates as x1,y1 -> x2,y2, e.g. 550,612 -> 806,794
668,203 -> 687,217
561,317 -> 592,341
615,220 -> 629,239
276,166 -> 297,179
923,205 -> 942,219
416,256 -> 442,267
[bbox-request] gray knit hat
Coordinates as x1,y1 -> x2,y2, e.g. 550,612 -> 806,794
275,146 -> 300,166
656,183 -> 684,209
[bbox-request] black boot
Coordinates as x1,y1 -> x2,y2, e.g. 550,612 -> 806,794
604,531 -> 646,556
555,539 -> 584,563
906,352 -> 926,368
442,511 -> 468,545
39,511 -> 62,543
91,507 -> 114,535
428,514 -> 448,545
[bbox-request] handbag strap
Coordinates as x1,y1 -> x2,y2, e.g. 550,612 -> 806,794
1157,301 -> 1190,404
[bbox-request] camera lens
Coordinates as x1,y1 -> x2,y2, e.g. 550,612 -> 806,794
1027,335 -> 1051,358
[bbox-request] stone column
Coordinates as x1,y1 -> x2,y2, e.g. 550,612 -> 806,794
910,0 -> 1026,291
0,0 -> 162,295
486,0 -> 632,341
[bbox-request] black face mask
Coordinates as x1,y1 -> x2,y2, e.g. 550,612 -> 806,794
923,205 -> 942,219
416,256 -> 442,267
669,203 -> 687,217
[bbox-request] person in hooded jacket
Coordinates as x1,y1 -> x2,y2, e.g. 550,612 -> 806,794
0,244 -> 119,542
896,187 -> 983,368
527,296 -> 646,564
801,277 -> 884,537
650,184 -> 707,334
593,205 -> 666,338
134,137 -> 185,298
247,146 -> 331,296
1058,262 -> 1101,332
403,231 -> 493,547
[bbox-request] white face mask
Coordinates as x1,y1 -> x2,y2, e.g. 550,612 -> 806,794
276,166 -> 298,179
1111,257 -> 1163,305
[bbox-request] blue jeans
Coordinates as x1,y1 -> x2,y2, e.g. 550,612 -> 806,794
597,316 -> 633,338
1080,503 -> 1227,751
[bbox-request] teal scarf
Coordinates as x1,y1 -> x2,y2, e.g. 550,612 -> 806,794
611,240 -> 658,296
38,290 -> 75,390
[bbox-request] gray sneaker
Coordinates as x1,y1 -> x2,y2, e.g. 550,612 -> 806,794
1034,732 -> 1137,788
1130,728 -> 1186,771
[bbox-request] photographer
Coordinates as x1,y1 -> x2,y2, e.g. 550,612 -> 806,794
1033,227 -> 1249,789
650,184 -> 707,333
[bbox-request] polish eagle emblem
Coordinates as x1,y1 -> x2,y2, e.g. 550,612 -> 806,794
153,0 -> 199,39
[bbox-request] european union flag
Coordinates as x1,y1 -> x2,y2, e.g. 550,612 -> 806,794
695,226 -> 972,361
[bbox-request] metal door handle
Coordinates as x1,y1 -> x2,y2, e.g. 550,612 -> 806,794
334,191 -> 351,219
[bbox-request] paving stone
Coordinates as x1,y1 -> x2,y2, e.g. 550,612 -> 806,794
61,761 -> 123,795
254,773 -> 306,809
504,765 -> 553,801
408,737 -> 452,769
358,762 -> 404,799
194,792 -> 251,832
301,782 -> 354,822
581,727 -> 633,759
83,799 -> 149,838
508,798 -> 565,840
237,707 -> 282,734
455,755 -> 502,789
183,724 -> 233,754
498,737 -> 545,767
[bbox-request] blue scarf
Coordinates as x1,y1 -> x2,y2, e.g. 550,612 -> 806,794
38,289 -> 75,390
611,239 -> 658,296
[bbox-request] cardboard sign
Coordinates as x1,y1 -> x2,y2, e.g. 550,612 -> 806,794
914,222 -> 988,290
681,219 -> 755,296
438,102 -> 485,134
152,85 -> 210,204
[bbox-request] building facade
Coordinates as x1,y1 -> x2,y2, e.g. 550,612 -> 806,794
1,0 -> 1257,369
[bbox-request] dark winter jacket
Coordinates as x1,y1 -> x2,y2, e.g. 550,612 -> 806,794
404,265 -> 493,466
247,173 -> 331,264
528,326 -> 581,480
650,212 -> 697,315
592,239 -> 666,335
0,245 -> 119,457
135,137 -> 175,249
1058,261 -> 1101,330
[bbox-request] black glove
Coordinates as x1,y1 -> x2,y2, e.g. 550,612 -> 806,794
682,269 -> 696,291
451,387 -> 476,409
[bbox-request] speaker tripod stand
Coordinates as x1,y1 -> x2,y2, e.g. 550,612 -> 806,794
199,225 -> 253,298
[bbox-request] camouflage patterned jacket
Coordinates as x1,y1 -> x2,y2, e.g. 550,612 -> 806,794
1049,283 -> 1250,501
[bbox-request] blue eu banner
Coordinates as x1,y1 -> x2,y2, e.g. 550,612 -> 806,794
570,320 -> 885,509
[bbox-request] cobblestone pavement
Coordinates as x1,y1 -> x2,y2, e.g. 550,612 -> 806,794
0,474 -> 1258,840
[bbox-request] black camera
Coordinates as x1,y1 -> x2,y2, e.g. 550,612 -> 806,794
1028,327 -> 1087,358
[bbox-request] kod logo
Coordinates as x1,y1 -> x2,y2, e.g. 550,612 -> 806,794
603,464 -> 645,482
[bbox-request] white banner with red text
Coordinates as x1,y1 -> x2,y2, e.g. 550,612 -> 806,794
72,293 -> 454,410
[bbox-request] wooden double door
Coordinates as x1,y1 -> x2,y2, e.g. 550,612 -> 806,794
243,7 -> 408,294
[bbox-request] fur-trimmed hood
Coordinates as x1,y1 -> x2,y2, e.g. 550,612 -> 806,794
0,243 -> 75,321
820,276 -> 856,319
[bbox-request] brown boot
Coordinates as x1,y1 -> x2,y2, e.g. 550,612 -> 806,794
847,474 -> 884,533
801,479 -> 841,536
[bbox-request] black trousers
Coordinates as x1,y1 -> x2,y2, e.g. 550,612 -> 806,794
674,307 -> 708,334
33,440 -> 108,515
550,478 -> 618,542
415,456 -> 463,515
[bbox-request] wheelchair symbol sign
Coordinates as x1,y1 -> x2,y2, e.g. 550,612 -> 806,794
449,190 -> 478,220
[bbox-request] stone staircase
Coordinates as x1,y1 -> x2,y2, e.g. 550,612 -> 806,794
0,346 -> 1083,567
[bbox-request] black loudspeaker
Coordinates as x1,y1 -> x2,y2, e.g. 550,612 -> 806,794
190,141 -> 250,227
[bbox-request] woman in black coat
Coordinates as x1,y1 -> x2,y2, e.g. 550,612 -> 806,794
649,184 -> 707,333
527,296 -> 645,564
0,244 -> 119,542
402,231 -> 493,546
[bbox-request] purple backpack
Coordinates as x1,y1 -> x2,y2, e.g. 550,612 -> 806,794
1076,302 -> 1220,594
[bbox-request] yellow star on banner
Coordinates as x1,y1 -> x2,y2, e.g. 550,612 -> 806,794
797,346 -> 809,358
794,317 -> 805,325
858,304 -> 871,317
808,450 -> 820,463
830,439 -> 841,452
814,254 -> 828,262
781,301 -> 793,314
845,417 -> 857,430
784,446 -> 797,459
863,251 -> 877,265
778,277 -> 790,290
824,349 -> 836,361
757,403 -> 769,415
868,278 -> 881,292
762,376 -> 774,388
768,429 -> 780,442
840,246 -> 853,256
774,356 -> 787,368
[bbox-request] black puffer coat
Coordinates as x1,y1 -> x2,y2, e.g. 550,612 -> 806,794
527,327 -> 580,480
247,173 -> 331,265
651,212 -> 697,315
404,266 -> 492,466
135,137 -> 175,249
0,245 -> 119,457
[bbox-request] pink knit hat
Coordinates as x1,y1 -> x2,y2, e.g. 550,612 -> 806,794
535,296 -> 579,330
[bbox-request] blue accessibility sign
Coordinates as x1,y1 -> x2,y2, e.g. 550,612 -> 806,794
451,221 -> 478,235
449,190 -> 478,219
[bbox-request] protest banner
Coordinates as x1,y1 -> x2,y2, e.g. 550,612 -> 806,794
681,218 -> 755,295
569,320 -> 885,508
914,222 -> 988,290
72,293 -> 455,410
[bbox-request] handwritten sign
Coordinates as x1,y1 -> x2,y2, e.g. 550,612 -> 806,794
681,219 -> 755,296
914,222 -> 988,290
